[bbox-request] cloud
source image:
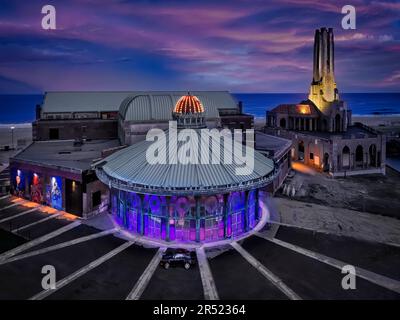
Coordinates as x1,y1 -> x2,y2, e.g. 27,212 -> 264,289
0,0 -> 399,93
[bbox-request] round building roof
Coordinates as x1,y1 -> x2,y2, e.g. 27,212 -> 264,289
94,130 -> 275,196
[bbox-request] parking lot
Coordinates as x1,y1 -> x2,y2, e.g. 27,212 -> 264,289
0,195 -> 399,300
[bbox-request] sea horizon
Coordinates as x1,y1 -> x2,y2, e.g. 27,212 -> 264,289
1,92 -> 400,124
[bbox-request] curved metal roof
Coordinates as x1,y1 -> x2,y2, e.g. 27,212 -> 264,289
42,91 -> 133,113
119,91 -> 238,122
94,130 -> 275,196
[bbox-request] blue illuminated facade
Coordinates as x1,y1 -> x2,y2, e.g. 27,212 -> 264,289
111,188 -> 260,242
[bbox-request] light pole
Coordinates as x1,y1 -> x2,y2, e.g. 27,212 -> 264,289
10,126 -> 15,149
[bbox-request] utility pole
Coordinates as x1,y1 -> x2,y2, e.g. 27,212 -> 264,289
11,126 -> 15,149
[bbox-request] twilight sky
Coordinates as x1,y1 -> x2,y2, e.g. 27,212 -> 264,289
0,0 -> 399,93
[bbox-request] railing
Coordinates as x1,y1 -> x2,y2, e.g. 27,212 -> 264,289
96,167 -> 278,196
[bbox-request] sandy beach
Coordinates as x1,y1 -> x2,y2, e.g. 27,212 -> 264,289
352,114 -> 400,127
0,123 -> 32,147
0,123 -> 32,169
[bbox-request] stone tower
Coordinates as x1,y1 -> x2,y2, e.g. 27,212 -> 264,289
308,27 -> 340,115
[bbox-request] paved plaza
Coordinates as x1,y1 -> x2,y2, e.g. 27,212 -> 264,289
0,194 -> 399,300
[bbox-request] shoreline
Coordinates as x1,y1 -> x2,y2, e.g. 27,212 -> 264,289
2,113 -> 400,127
0,123 -> 32,129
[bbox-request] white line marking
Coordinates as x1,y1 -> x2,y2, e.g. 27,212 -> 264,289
256,233 -> 400,295
11,212 -> 63,233
0,199 -> 26,212
126,247 -> 166,300
0,194 -> 11,201
0,228 -> 118,266
0,206 -> 42,224
0,221 -> 81,262
266,221 -> 400,249
29,241 -> 133,300
231,241 -> 301,300
196,247 -> 219,300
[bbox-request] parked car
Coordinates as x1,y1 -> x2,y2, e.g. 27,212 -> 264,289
160,248 -> 197,270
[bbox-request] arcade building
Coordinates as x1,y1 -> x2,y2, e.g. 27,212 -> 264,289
10,91 -> 291,241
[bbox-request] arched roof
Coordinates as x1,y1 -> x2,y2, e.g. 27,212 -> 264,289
119,91 -> 239,122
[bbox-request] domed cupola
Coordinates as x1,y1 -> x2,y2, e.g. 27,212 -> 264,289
172,93 -> 206,129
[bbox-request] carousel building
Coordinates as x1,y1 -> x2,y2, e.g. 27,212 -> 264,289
94,94 -> 276,243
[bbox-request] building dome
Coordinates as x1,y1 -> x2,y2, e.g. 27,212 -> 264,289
173,93 -> 206,129
173,93 -> 205,114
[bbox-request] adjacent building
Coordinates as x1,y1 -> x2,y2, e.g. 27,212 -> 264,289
266,27 -> 386,177
10,139 -> 121,218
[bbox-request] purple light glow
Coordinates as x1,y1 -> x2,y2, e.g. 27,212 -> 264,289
111,188 -> 261,243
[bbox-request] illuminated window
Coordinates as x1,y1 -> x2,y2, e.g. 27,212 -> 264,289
296,104 -> 311,114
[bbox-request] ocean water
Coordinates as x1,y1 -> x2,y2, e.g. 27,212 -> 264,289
0,94 -> 43,124
0,93 -> 399,124
234,93 -> 400,118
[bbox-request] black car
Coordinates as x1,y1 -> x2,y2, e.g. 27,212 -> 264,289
160,248 -> 197,270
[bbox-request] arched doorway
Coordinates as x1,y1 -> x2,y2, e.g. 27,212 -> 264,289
298,141 -> 304,161
369,144 -> 377,167
335,114 -> 341,132
279,118 -> 286,129
323,153 -> 330,172
342,146 -> 350,168
355,145 -> 363,167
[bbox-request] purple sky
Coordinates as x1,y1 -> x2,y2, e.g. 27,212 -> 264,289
0,0 -> 399,93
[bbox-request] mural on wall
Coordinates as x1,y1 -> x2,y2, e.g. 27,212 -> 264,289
12,169 -> 25,197
50,176 -> 62,210
30,173 -> 43,203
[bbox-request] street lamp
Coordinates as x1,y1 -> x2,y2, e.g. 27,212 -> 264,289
10,126 -> 15,149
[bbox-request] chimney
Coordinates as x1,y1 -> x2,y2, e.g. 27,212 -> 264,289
328,28 -> 334,73
313,29 -> 320,82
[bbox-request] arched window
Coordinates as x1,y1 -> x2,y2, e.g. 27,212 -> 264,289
355,145 -> 363,163
298,141 -> 305,161
369,144 -> 377,166
279,118 -> 286,128
323,153 -> 330,172
342,146 -> 350,168
322,119 -> 328,131
335,114 -> 341,132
